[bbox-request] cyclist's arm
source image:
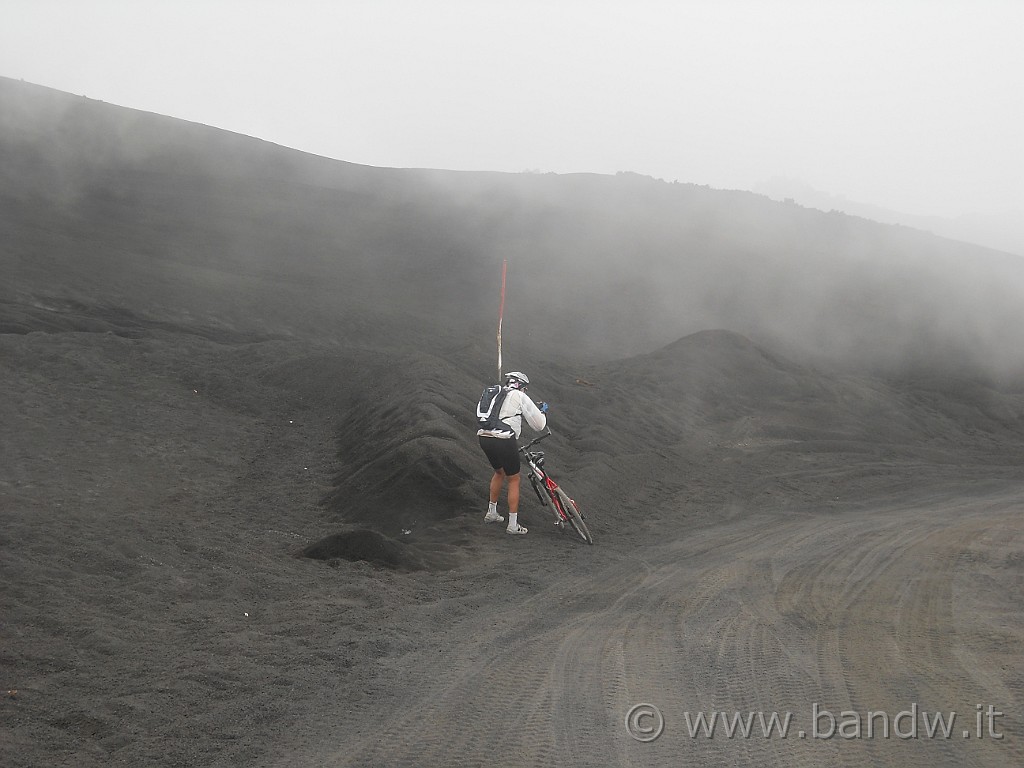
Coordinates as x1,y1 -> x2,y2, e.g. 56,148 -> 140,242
520,392 -> 547,432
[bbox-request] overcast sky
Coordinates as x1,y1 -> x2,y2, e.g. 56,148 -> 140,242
3,0 -> 1021,219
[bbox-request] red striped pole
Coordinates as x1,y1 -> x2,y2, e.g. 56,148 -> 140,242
497,259 -> 507,382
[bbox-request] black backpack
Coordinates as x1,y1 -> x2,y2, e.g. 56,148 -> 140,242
476,384 -> 514,436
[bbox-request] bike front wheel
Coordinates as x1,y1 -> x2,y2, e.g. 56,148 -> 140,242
555,487 -> 593,545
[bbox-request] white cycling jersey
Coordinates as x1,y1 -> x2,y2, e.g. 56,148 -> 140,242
477,388 -> 547,439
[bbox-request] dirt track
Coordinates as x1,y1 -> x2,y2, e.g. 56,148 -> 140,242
267,483 -> 1023,768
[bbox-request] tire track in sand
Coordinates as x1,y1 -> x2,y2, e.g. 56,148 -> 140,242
290,485 -> 1023,768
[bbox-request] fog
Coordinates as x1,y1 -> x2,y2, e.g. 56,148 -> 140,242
5,75 -> 1024,384
3,1 -> 1022,230
755,177 -> 1024,258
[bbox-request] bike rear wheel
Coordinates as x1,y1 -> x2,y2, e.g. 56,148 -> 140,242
555,487 -> 593,545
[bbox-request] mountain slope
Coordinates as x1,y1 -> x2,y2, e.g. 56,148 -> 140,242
4,76 -> 1024,377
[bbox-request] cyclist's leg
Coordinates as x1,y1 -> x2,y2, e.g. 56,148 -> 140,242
489,468 -> 505,504
507,472 -> 520,513
484,437 -> 525,533
480,436 -> 509,522
503,440 -> 526,531
505,473 -> 527,532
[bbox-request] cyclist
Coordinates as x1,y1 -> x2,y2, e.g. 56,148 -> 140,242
478,371 -> 548,535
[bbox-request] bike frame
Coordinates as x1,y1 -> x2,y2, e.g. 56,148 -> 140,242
518,429 -> 594,544
519,431 -> 567,523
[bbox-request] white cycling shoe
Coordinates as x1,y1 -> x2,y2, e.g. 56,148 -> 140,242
483,509 -> 505,523
505,523 -> 529,535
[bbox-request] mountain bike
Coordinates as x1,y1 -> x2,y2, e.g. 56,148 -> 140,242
519,430 -> 593,545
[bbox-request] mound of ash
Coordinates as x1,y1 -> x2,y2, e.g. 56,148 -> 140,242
543,330 -> 834,443
606,329 -> 815,405
299,529 -> 437,571
558,329 -> 1004,453
311,331 -> 1024,543
321,353 -> 488,537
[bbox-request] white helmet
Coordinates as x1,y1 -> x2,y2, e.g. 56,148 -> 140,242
505,371 -> 530,390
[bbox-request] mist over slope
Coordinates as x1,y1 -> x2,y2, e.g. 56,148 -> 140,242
4,76 -> 1024,378
5,78 -> 1024,768
6,74 -> 1024,539
755,176 -> 1024,258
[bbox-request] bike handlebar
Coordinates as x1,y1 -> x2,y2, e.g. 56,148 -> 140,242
519,429 -> 552,453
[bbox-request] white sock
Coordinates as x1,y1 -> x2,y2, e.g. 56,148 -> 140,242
508,512 -> 518,528
488,501 -> 498,514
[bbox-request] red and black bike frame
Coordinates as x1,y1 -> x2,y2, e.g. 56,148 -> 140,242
520,431 -> 569,521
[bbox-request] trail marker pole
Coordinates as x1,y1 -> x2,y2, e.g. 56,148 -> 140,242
497,259 -> 507,382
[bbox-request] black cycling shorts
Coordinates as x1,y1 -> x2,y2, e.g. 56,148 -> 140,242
479,435 -> 520,476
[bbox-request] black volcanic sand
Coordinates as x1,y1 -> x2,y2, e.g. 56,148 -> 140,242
2,78 -> 1023,767
3,323 -> 1023,767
